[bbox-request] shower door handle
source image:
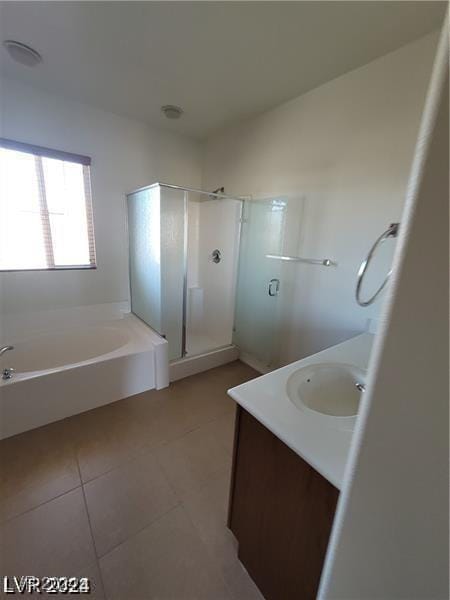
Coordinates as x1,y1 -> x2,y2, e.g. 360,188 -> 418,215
268,278 -> 280,297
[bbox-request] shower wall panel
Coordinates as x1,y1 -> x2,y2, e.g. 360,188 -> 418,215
127,185 -> 185,361
127,186 -> 163,335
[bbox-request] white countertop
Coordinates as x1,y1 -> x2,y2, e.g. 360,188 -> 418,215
228,333 -> 374,490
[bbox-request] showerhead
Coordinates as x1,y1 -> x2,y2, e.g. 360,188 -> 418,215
209,187 -> 225,200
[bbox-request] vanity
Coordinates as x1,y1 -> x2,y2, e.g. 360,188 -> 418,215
227,333 -> 374,600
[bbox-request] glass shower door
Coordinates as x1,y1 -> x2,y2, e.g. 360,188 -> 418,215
233,198 -> 287,368
185,193 -> 241,357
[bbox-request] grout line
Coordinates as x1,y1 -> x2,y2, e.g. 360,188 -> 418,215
79,409 -> 233,486
79,444 -> 155,486
92,464 -> 237,595
92,431 -> 233,561
0,368 -> 252,598
80,445 -> 181,562
75,447 -> 108,600
95,504 -> 181,561
1,410 -> 231,527
0,405 -> 235,526
177,476 -> 237,600
0,483 -> 82,526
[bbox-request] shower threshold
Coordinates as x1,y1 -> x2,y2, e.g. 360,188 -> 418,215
185,332 -> 224,357
169,344 -> 239,382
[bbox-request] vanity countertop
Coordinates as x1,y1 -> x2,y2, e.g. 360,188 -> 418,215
228,333 -> 374,490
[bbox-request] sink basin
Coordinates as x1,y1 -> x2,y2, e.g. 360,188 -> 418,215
286,362 -> 366,419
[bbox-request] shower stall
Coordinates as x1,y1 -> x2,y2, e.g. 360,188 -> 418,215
127,183 -> 329,375
127,183 -> 242,363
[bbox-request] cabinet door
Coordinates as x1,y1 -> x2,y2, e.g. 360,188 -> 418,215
229,408 -> 339,600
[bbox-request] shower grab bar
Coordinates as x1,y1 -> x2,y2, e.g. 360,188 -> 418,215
355,222 -> 399,307
265,254 -> 337,267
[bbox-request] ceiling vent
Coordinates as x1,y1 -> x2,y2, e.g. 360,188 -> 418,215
3,40 -> 42,66
161,105 -> 183,119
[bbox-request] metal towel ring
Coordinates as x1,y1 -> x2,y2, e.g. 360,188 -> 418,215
355,223 -> 399,307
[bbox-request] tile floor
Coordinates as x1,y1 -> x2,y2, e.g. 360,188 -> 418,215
0,360 -> 264,600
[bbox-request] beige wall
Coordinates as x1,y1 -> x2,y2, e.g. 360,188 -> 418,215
0,33 -> 439,360
320,25 -> 448,598
202,32 -> 438,362
0,77 -> 202,316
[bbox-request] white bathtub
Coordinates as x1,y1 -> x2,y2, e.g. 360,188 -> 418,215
0,312 -> 168,439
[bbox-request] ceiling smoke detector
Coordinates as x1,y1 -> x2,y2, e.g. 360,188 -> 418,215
3,40 -> 42,66
161,105 -> 183,120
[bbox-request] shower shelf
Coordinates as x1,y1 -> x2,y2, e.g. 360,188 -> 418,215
265,254 -> 337,267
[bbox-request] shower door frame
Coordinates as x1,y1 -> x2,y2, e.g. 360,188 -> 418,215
128,181 -> 245,359
181,189 -> 188,357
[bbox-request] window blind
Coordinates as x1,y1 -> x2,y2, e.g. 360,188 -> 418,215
0,138 -> 96,271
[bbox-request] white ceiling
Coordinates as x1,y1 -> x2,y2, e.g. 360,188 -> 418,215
0,1 -> 445,140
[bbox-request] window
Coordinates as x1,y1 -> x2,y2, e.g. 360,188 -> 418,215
0,138 -> 96,271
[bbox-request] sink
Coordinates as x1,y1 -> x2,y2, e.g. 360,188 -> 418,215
286,362 -> 366,420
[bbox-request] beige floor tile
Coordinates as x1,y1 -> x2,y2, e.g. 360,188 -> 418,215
0,361 -> 263,600
175,362 -> 258,407
127,374 -> 236,445
182,469 -> 264,600
32,562 -> 105,599
69,562 -> 105,600
129,390 -> 215,446
221,560 -> 265,600
68,360 -> 257,484
182,469 -> 233,562
206,361 -> 260,391
84,451 -> 179,557
0,420 -> 80,523
211,410 -> 237,456
100,506 -> 231,600
0,488 -> 96,578
68,396 -> 167,483
156,386 -> 233,436
155,415 -> 232,499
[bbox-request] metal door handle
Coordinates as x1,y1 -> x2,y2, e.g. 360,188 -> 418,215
268,278 -> 280,296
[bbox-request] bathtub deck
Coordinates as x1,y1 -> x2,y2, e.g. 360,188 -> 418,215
0,360 -> 263,600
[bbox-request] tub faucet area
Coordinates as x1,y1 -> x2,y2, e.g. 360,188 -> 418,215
0,345 -> 14,358
1,346 -> 15,381
2,367 -> 14,381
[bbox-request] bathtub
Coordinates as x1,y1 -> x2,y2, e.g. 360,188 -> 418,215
0,312 -> 168,439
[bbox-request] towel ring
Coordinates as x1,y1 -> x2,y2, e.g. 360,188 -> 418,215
356,223 -> 399,307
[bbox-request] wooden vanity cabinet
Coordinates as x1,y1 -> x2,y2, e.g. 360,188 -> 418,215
228,406 -> 339,600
